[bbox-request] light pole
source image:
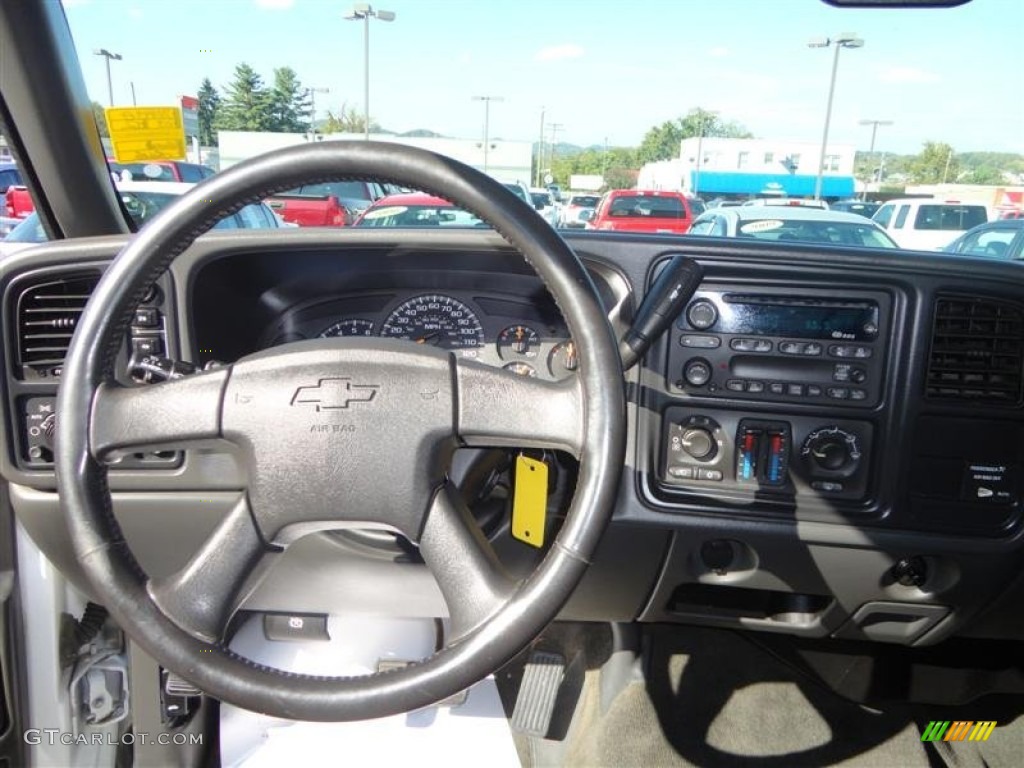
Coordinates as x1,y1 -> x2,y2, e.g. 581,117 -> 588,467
344,4 -> 395,141
858,118 -> 892,198
306,87 -> 330,139
693,110 -> 718,198
548,122 -> 564,180
472,96 -> 503,174
536,106 -> 546,187
808,33 -> 864,200
93,48 -> 123,107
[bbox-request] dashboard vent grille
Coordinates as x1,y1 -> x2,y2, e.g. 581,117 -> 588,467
927,296 -> 1024,404
16,273 -> 101,379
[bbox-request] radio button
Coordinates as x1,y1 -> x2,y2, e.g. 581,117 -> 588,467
683,359 -> 713,387
769,382 -> 785,395
829,344 -> 873,359
787,384 -> 805,396
682,334 -> 721,349
780,341 -> 805,355
687,300 -> 718,330
730,338 -> 755,351
807,385 -> 823,397
726,379 -> 746,392
747,380 -> 765,393
754,340 -> 773,352
804,342 -> 823,356
827,387 -> 850,400
849,388 -> 867,401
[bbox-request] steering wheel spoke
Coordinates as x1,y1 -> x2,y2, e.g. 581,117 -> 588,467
455,360 -> 585,458
148,494 -> 273,643
419,483 -> 517,641
90,368 -> 230,459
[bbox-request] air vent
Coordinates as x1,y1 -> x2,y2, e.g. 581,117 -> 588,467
927,296 -> 1024,404
16,273 -> 101,379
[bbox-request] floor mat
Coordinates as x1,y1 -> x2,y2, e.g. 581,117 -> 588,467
552,626 -> 1024,768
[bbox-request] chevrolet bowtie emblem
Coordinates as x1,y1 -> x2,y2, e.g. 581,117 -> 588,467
290,378 -> 379,411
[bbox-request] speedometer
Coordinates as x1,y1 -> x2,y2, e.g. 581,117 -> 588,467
381,294 -> 485,355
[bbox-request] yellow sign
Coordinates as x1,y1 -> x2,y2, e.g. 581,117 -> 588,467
105,107 -> 186,163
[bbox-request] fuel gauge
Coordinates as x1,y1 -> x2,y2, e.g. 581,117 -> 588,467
548,340 -> 579,378
497,325 -> 540,360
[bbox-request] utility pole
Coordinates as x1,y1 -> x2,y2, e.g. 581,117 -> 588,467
536,107 -> 546,187
130,82 -> 137,106
942,148 -> 954,185
548,122 -> 564,180
858,119 -> 892,199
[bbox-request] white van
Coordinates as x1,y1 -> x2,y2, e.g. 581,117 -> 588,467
872,198 -> 990,250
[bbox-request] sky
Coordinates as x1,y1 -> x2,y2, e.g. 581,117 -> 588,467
61,0 -> 1023,156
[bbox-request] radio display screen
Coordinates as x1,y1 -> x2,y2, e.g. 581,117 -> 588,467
719,300 -> 878,340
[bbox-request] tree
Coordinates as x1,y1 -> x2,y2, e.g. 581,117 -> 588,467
214,63 -> 274,132
321,102 -> 380,134
268,67 -> 309,133
961,165 -> 1007,185
908,141 -> 959,184
197,78 -> 221,146
637,108 -> 753,164
91,101 -> 109,138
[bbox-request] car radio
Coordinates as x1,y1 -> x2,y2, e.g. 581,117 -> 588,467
667,287 -> 891,407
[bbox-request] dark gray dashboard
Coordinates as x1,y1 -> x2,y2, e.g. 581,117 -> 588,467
3,228 -> 1024,647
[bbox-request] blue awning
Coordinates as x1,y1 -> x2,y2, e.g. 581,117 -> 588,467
692,171 -> 854,198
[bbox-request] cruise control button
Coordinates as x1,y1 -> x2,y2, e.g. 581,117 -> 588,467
133,308 -> 159,328
682,335 -> 722,349
827,387 -> 850,399
131,336 -> 163,357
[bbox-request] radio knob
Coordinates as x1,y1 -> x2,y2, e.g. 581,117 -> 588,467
686,299 -> 718,330
683,358 -> 712,387
801,427 -> 862,477
681,428 -> 716,461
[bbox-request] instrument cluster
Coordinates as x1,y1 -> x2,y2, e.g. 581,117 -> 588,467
270,291 -> 577,381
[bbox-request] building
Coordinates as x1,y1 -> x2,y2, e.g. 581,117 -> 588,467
637,137 -> 857,199
218,131 -> 533,184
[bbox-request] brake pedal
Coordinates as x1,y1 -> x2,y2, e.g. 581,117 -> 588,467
511,650 -> 566,737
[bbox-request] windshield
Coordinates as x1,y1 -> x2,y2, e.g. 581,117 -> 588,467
3,0 -> 1013,248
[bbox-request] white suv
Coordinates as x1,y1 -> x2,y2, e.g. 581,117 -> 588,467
872,198 -> 990,250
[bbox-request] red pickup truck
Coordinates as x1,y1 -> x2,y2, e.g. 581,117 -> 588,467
265,181 -> 390,227
3,185 -> 33,220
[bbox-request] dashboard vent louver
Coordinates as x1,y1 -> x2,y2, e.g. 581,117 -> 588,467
16,273 -> 101,379
926,296 -> 1024,404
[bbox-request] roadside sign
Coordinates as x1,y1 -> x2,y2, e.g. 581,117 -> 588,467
180,95 -> 200,138
106,107 -> 186,162
544,173 -> 553,185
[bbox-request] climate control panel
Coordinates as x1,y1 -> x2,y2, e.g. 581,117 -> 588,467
661,406 -> 873,503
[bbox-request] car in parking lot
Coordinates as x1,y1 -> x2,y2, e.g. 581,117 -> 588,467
688,205 -> 900,248
872,198 -> 991,250
558,193 -> 601,228
830,200 -> 881,218
352,192 -> 484,228
942,218 -> 1024,260
587,189 -> 702,234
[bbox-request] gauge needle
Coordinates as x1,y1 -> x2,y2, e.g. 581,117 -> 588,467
415,331 -> 441,345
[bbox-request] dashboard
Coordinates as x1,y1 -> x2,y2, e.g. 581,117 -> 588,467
3,228 -> 1024,649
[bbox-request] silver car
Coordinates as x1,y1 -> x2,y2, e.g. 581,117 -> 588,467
688,205 -> 899,249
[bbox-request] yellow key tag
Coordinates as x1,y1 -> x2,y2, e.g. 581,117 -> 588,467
512,454 -> 549,548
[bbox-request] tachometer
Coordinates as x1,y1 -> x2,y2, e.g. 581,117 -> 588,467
381,294 -> 485,355
319,319 -> 375,337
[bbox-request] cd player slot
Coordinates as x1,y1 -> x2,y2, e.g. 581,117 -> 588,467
731,356 -> 833,381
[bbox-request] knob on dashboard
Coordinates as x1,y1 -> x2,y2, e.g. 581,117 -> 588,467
681,427 -> 716,460
801,427 -> 862,477
686,299 -> 718,330
683,358 -> 712,387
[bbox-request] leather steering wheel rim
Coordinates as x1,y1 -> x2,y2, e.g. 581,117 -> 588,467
56,141 -> 626,721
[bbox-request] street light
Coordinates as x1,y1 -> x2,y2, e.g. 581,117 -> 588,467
344,4 -> 395,141
93,48 -> 123,107
306,87 -> 330,139
472,96 -> 503,174
808,33 -> 864,200
858,118 -> 893,198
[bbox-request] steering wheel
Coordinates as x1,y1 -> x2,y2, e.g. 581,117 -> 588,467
56,141 -> 626,721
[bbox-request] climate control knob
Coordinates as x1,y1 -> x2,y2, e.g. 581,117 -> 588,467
801,427 -> 862,478
681,428 -> 716,461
